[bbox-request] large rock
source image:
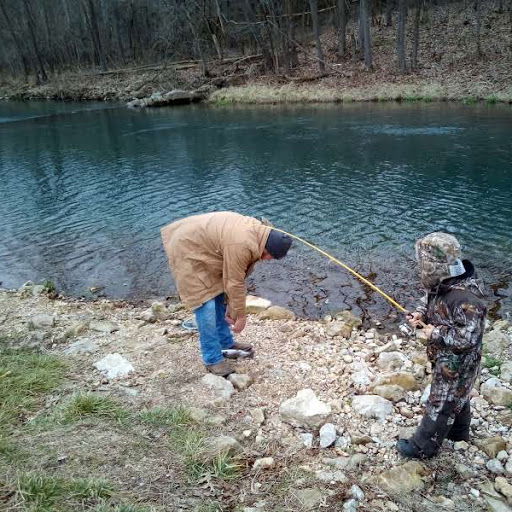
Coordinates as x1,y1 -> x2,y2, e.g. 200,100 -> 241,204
94,353 -> 134,379
201,374 -> 235,400
352,395 -> 394,421
227,373 -> 253,391
373,385 -> 406,402
326,321 -> 353,339
501,362 -> 512,384
279,389 -> 331,428
350,361 -> 375,387
495,477 -> 512,505
375,372 -> 420,391
377,352 -> 410,372
319,423 -> 337,448
258,305 -> 295,320
377,461 -> 428,494
481,378 -> 512,406
202,436 -> 242,459
484,330 -> 510,358
28,314 -> 56,330
246,295 -> 271,314
477,437 -> 508,459
64,338 -> 98,355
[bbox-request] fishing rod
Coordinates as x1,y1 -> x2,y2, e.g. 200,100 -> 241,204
273,227 -> 410,315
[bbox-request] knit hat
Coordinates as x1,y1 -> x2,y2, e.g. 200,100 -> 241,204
265,229 -> 292,259
415,232 -> 465,289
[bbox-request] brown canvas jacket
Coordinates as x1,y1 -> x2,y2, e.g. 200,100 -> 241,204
161,212 -> 271,318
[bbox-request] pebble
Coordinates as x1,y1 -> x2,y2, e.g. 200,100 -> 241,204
253,457 -> 274,470
487,459 -> 505,474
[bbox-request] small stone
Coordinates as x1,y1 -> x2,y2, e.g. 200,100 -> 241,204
253,457 -> 274,470
315,470 -> 347,483
93,353 -> 134,379
375,372 -> 420,391
326,321 -> 352,339
319,423 -> 337,448
300,433 -> 314,448
343,355 -> 354,363
335,436 -> 351,449
454,441 -> 469,451
350,484 -> 364,501
457,464 -> 476,478
483,330 -> 510,358
89,320 -> 119,333
500,362 -> 512,384
250,407 -> 265,425
497,451 -> 509,461
373,384 -> 406,402
342,499 -> 358,512
141,309 -> 157,323
377,352 -> 409,372
202,436 -> 242,459
481,378 -> 512,407
487,459 -> 505,474
470,488 -> 480,498
484,496 -> 512,512
495,477 -> 512,504
506,459 -> 512,474
227,373 -> 253,391
201,374 -> 235,400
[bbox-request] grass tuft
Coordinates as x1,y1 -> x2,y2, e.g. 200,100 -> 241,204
483,355 -> 502,377
138,406 -> 192,427
15,473 -> 112,511
0,349 -> 65,433
62,393 -> 128,423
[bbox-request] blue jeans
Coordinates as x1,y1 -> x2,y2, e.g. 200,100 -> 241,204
194,294 -> 234,365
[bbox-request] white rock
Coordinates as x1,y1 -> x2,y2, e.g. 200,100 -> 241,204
350,361 -> 374,387
506,459 -> 512,474
203,436 -> 242,458
279,389 -> 331,428
343,499 -> 358,512
352,395 -> 394,421
497,450 -> 509,461
253,457 -> 274,470
487,459 -> 505,474
483,330 -> 510,358
335,436 -> 351,449
251,408 -> 265,425
350,484 -> 365,501
315,470 -> 348,483
93,353 -> 134,379
420,384 -> 431,404
470,488 -> 480,498
501,362 -> 512,384
319,423 -> 337,448
201,374 -> 236,400
454,441 -> 469,451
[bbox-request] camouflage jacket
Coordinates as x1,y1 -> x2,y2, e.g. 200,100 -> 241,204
416,260 -> 487,416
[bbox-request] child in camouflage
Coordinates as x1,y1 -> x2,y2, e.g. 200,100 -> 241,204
397,232 -> 487,458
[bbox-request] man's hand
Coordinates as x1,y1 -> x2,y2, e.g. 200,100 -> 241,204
407,312 -> 424,328
232,315 -> 247,334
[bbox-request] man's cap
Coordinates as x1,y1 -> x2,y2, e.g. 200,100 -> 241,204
265,229 -> 292,259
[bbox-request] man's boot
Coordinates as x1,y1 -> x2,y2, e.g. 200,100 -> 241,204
446,401 -> 471,442
206,360 -> 235,377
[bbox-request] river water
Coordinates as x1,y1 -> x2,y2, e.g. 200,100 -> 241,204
1,101 -> 511,322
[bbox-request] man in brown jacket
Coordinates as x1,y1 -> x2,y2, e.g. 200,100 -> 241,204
161,212 -> 292,376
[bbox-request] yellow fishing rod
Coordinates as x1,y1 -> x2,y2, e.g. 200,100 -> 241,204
273,227 -> 409,314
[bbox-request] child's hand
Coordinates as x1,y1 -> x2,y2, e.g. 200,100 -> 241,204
407,312 -> 424,327
423,324 -> 435,339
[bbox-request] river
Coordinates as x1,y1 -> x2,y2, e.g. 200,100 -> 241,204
0,101 -> 511,323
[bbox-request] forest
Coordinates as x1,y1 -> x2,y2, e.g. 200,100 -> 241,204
1,0 -> 510,84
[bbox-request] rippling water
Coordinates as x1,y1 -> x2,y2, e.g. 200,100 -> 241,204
1,101 -> 511,321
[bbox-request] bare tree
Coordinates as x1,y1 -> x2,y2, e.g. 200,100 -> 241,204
411,0 -> 421,70
337,0 -> 348,58
360,0 -> 373,69
309,0 -> 326,73
397,0 -> 407,73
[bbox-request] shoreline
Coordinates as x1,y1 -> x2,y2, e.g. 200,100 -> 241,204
1,285 -> 512,511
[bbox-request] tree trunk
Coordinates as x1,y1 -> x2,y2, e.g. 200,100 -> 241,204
309,0 -> 325,73
0,2 -> 30,77
397,0 -> 407,73
411,0 -> 421,70
22,0 -> 48,82
475,0 -> 482,56
386,0 -> 395,26
337,0 -> 348,57
360,0 -> 372,69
